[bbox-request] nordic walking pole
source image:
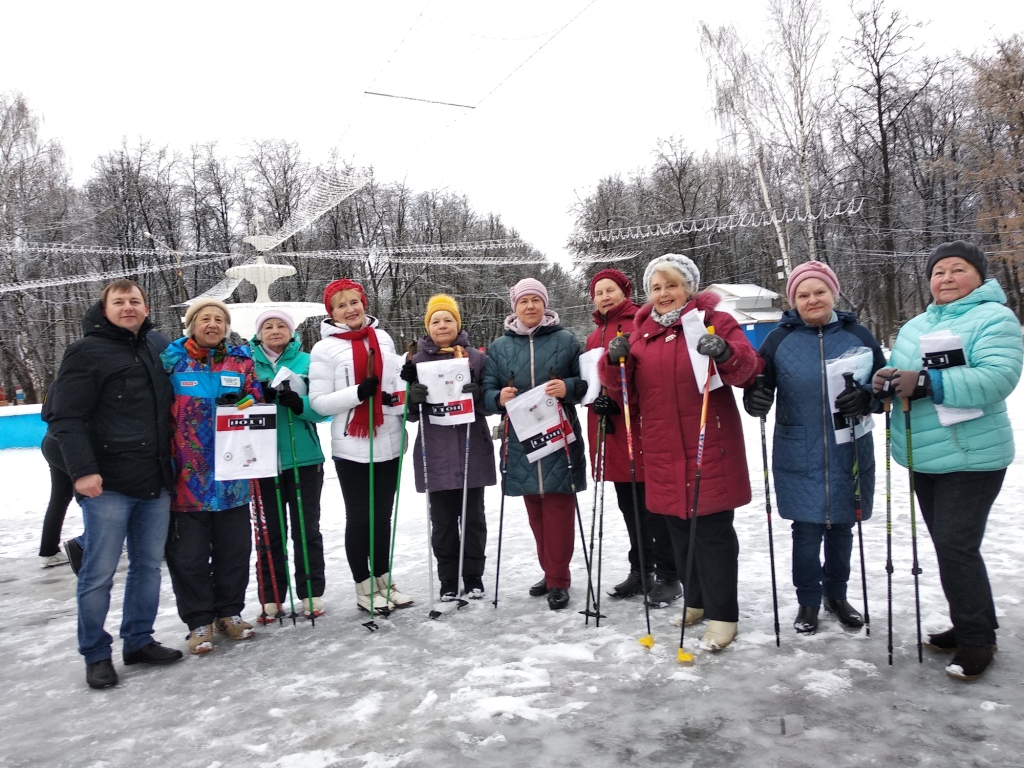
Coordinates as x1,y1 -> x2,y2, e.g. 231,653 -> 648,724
419,402 -> 443,620
281,381 -> 316,627
754,374 -> 781,647
251,480 -> 287,624
364,348 -> 382,632
617,341 -> 654,648
580,409 -> 607,625
842,373 -> 870,637
269,473 -> 297,624
454,419 -> 473,607
492,374 -> 514,609
678,328 -> 716,665
903,392 -> 924,662
883,391 -> 894,665
552,389 -> 600,614
595,446 -> 608,628
384,342 -> 416,611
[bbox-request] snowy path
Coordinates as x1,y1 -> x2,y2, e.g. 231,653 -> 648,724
2,393 -> 1023,768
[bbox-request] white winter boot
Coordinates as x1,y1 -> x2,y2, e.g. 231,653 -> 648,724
699,620 -> 738,651
302,596 -> 325,618
375,573 -> 414,608
670,607 -> 706,628
356,578 -> 393,614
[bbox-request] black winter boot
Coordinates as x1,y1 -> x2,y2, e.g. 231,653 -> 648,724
439,580 -> 459,602
645,578 -> 682,607
547,588 -> 570,610
86,659 -> 118,689
924,627 -> 957,652
608,571 -> 651,598
946,645 -> 995,681
529,578 -> 549,597
823,597 -> 864,629
794,605 -> 819,634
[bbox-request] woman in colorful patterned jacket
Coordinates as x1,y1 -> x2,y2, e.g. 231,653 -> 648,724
873,241 -> 1022,681
162,298 -> 263,654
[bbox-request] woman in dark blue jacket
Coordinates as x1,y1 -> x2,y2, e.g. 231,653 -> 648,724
744,262 -> 884,634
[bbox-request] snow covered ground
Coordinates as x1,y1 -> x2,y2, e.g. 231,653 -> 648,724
2,388 -> 1023,768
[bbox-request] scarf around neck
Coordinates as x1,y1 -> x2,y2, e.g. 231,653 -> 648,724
185,336 -> 227,364
331,324 -> 383,438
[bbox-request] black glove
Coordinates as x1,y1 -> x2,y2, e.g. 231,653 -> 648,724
461,381 -> 481,397
400,360 -> 418,384
260,382 -> 277,404
696,333 -> 732,364
607,335 -> 631,363
834,385 -> 871,419
277,388 -> 304,415
592,394 -> 621,417
215,391 -> 242,406
409,382 -> 429,406
743,385 -> 774,418
356,376 -> 380,402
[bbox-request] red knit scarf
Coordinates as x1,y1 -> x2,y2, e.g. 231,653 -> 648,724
331,325 -> 383,438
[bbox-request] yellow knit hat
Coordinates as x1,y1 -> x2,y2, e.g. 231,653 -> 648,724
424,294 -> 462,332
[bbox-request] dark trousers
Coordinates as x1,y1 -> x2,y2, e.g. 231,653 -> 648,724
255,464 -> 325,601
791,521 -> 854,606
429,487 -> 487,582
664,510 -> 739,622
166,505 -> 252,630
915,469 -> 1004,647
335,458 -> 400,582
524,493 -> 576,589
612,481 -> 677,580
39,462 -> 75,556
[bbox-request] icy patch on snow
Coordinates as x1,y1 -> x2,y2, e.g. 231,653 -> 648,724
521,643 -> 594,663
410,690 -> 438,715
463,663 -> 551,690
344,691 -> 385,722
454,731 -> 507,746
843,658 -> 879,676
980,701 -> 1011,711
798,667 -> 852,697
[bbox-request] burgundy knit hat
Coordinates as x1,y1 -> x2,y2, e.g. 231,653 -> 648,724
786,261 -> 840,306
588,268 -> 633,300
324,279 -> 367,315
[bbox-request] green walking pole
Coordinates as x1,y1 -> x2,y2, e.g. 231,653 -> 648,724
281,381 -> 316,627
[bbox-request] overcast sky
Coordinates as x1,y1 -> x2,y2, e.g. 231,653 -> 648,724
2,1 -> 1020,263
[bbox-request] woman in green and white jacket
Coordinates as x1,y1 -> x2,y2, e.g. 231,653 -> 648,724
250,309 -> 329,620
873,241 -> 1022,681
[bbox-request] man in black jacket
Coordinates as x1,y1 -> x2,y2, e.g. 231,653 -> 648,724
46,279 -> 183,689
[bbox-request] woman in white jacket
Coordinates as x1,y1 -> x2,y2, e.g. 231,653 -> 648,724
309,279 -> 413,615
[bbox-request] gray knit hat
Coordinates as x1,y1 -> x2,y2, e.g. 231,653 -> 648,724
925,241 -> 987,280
643,253 -> 700,296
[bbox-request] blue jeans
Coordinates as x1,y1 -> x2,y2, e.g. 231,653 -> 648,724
77,490 -> 170,664
791,521 -> 853,607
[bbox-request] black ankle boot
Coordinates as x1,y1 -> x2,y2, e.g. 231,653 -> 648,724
794,604 -> 819,634
823,597 -> 864,629
924,627 -> 957,652
547,588 -> 570,610
946,644 -> 994,681
608,571 -> 645,598
528,578 -> 549,597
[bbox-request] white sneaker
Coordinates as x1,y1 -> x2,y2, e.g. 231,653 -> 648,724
669,607 -> 705,627
375,573 -> 414,608
40,552 -> 70,569
302,596 -> 325,618
356,578 -> 393,615
699,620 -> 738,652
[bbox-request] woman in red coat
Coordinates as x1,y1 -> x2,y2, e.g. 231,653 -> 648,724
585,269 -> 680,608
603,253 -> 762,651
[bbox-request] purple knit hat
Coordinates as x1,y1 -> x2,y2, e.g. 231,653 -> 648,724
786,261 -> 840,305
509,278 -> 549,308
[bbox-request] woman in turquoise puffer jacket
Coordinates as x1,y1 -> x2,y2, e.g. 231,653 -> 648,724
873,241 -> 1023,682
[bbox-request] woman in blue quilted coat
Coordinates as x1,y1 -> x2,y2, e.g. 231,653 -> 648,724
744,262 -> 884,636
482,278 -> 586,611
872,241 -> 1022,681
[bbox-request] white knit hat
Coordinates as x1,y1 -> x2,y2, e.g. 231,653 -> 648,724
643,253 -> 701,296
254,308 -> 296,339
184,298 -> 232,337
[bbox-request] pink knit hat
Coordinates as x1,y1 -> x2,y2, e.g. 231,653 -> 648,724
509,278 -> 548,308
254,308 -> 296,339
786,261 -> 840,305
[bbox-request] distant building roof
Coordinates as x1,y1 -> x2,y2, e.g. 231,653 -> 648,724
706,283 -> 780,300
